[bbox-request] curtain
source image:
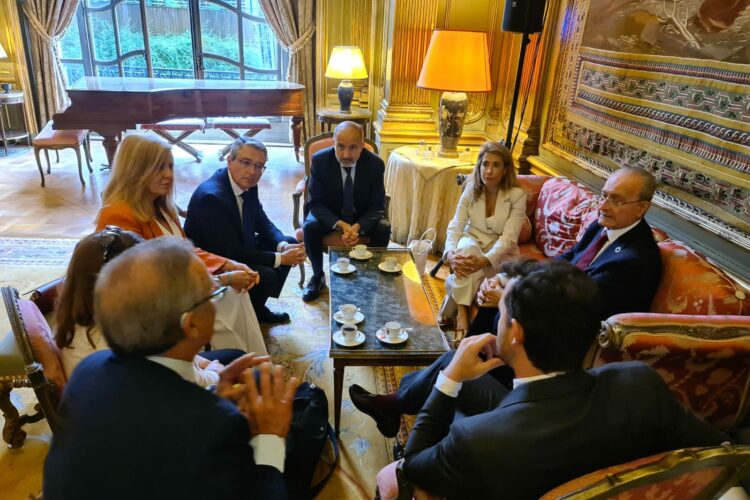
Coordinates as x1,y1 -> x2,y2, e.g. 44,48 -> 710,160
259,0 -> 316,139
22,0 -> 80,125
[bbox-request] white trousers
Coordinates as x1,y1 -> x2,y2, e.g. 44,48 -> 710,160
212,288 -> 268,355
442,236 -> 496,316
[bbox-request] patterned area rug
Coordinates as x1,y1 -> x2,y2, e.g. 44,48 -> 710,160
0,238 -> 447,499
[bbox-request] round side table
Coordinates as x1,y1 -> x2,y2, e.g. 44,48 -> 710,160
317,107 -> 372,137
0,91 -> 30,156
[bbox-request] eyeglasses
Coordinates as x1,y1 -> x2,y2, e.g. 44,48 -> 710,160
99,225 -> 124,262
185,286 -> 228,314
234,158 -> 267,172
595,193 -> 645,208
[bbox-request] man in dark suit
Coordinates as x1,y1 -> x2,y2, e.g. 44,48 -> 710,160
185,137 -> 306,324
350,260 -> 726,499
44,237 -> 297,500
468,166 -> 662,336
301,121 -> 391,302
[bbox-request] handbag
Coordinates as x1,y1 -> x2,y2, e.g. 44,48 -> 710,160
407,228 -> 436,276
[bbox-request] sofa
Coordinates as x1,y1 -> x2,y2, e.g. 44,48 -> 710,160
515,174 -> 750,432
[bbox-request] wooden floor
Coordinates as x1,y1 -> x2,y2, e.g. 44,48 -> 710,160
0,136 -> 304,240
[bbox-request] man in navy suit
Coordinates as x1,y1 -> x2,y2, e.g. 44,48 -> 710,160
301,121 -> 390,302
468,166 -> 662,336
43,237 -> 297,500
185,137 -> 306,324
350,261 -> 726,499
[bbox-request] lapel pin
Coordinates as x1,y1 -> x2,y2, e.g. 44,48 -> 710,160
614,246 -> 622,253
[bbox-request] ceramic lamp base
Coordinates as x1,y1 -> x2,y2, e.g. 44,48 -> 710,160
438,91 -> 467,157
337,80 -> 354,113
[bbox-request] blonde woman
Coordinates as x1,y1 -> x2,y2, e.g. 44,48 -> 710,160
95,134 -> 267,354
441,141 -> 528,338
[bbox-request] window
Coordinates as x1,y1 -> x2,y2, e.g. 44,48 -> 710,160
59,0 -> 287,84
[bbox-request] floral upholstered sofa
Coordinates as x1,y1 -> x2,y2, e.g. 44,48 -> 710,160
515,175 -> 750,432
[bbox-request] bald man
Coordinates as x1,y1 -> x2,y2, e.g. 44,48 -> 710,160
302,121 -> 390,302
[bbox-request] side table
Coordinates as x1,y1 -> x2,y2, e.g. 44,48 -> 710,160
317,106 -> 371,137
385,145 -> 475,253
0,91 -> 30,156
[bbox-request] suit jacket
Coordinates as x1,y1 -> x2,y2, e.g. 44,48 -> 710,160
402,362 -> 728,500
43,351 -> 287,500
444,186 -> 528,270
184,168 -> 286,269
305,147 -> 386,234
96,201 -> 226,274
560,219 -> 661,319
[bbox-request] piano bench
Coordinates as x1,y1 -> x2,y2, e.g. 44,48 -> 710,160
210,117 -> 272,161
32,121 -> 93,188
141,118 -> 206,163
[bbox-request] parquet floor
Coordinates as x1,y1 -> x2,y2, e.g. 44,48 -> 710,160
0,135 -> 304,240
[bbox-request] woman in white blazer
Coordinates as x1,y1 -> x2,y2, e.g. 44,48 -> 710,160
441,141 -> 528,338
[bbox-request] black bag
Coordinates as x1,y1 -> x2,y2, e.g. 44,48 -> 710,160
284,382 -> 339,499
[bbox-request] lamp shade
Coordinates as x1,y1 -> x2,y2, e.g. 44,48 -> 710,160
325,46 -> 368,80
0,41 -> 7,60
417,30 -> 491,92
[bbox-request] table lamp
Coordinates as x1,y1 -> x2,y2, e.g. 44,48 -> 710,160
0,42 -> 11,93
417,30 -> 491,158
325,46 -> 368,113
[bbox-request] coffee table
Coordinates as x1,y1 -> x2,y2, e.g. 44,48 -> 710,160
328,247 -> 450,434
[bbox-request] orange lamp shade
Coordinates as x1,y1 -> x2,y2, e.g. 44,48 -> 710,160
417,30 -> 491,92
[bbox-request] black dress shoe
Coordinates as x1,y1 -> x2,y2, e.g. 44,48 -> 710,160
302,275 -> 326,302
349,384 -> 400,438
257,307 -> 290,325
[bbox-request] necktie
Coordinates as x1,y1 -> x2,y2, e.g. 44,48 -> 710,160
342,167 -> 354,224
241,190 -> 255,249
575,229 -> 608,270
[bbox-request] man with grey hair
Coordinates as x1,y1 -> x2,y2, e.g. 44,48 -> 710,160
302,121 -> 390,302
185,136 -> 305,324
44,237 -> 297,499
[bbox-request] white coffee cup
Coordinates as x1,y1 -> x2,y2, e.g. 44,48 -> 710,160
341,324 -> 358,341
354,244 -> 367,257
385,321 -> 402,339
384,256 -> 398,271
339,304 -> 358,321
337,257 -> 350,272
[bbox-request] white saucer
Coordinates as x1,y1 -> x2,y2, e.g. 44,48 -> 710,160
333,330 -> 365,347
349,250 -> 373,260
331,263 -> 356,275
376,328 -> 408,344
378,262 -> 403,273
333,310 -> 365,325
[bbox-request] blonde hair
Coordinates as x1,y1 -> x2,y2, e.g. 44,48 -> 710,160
102,135 -> 177,222
468,141 -> 518,203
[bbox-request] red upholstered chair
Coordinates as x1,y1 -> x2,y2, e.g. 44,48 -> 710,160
32,121 -> 92,187
141,118 -> 206,162
209,117 -> 272,160
589,314 -> 750,432
291,132 -> 382,287
540,444 -> 750,499
0,286 -> 65,448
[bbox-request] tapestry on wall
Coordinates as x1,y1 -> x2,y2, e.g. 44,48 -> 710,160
545,0 -> 749,249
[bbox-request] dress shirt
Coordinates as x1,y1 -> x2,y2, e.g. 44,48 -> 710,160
512,371 -> 564,389
229,174 -> 286,268
146,355 -> 285,472
592,219 -> 641,263
435,370 -> 463,398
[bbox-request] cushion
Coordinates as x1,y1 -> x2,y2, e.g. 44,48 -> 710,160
210,117 -> 271,129
534,177 -> 598,257
517,175 -> 551,218
18,298 -> 66,397
517,216 -> 532,244
33,121 -> 87,146
651,240 -> 750,315
593,314 -> 750,430
141,118 -> 205,131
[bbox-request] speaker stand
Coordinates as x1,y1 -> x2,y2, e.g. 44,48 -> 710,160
504,32 -> 532,149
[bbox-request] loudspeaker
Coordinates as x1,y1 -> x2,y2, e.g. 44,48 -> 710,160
502,0 -> 546,34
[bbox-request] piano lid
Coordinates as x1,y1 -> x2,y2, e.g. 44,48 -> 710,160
67,77 -> 305,93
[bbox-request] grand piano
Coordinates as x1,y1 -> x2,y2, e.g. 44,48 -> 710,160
53,77 -> 305,164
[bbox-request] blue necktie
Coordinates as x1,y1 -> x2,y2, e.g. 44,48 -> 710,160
342,167 -> 354,224
241,190 -> 255,249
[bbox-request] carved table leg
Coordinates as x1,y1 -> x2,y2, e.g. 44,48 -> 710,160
0,384 -> 26,448
291,116 -> 303,162
333,360 -> 344,436
101,134 -> 120,168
